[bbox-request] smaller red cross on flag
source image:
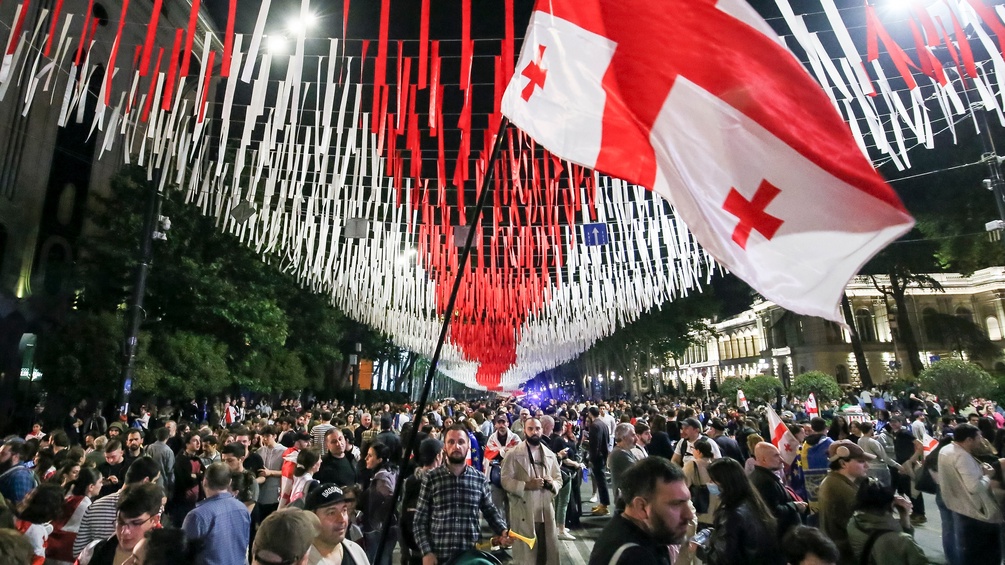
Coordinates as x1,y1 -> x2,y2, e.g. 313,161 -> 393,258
521,45 -> 548,102
723,179 -> 784,249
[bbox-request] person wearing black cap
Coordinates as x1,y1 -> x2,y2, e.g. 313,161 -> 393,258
401,438 -> 444,565
706,419 -> 743,465
671,418 -> 722,468
303,484 -> 369,565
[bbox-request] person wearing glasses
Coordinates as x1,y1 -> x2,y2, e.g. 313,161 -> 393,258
73,457 -> 161,557
75,482 -> 165,565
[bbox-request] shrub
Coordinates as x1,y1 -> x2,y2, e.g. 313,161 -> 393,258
917,360 -> 995,411
789,371 -> 844,404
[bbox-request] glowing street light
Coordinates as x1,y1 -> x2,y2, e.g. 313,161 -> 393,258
266,35 -> 288,54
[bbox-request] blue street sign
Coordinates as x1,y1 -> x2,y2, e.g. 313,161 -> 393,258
583,223 -> 609,246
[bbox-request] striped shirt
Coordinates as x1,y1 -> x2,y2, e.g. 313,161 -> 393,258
413,464 -> 507,562
72,491 -> 120,557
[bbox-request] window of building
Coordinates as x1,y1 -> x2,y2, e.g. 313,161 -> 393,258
923,308 -> 940,343
855,308 -> 877,343
955,307 -> 973,324
988,316 -> 1002,341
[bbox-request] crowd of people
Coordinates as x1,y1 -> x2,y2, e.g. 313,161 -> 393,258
0,386 -> 1000,565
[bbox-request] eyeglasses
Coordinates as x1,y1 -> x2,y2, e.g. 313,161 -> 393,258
116,514 -> 158,530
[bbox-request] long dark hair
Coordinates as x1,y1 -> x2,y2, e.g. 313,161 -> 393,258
69,467 -> 102,497
707,458 -> 776,530
368,441 -> 396,472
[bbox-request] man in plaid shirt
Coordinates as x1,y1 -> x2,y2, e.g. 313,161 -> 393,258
414,424 -> 512,564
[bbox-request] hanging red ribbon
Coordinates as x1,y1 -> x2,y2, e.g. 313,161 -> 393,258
220,0 -> 237,77
179,0 -> 200,77
461,0 -> 472,91
197,50 -> 215,123
342,0 -> 350,38
44,0 -> 64,57
418,0 -> 430,90
73,3 -> 92,67
8,0 -> 32,57
105,0 -> 130,105
375,0 -> 390,87
160,28 -> 183,111
140,47 -> 163,122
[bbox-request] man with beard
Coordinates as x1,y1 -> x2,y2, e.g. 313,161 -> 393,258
501,418 -> 563,565
588,457 -> 694,565
123,429 -> 144,468
483,415 -> 521,518
414,425 -> 512,564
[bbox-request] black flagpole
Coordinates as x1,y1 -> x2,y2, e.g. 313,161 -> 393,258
374,116 -> 511,564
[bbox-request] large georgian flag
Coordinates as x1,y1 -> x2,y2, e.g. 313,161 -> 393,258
500,0 -> 914,322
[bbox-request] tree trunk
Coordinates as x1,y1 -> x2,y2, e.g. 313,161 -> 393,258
890,272 -> 925,377
842,294 -> 874,387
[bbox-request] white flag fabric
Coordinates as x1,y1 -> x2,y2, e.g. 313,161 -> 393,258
805,393 -> 819,417
921,432 -> 939,456
737,389 -> 749,411
766,405 -> 800,465
501,0 -> 914,322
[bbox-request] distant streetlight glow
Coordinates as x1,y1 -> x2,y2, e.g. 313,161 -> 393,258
288,14 -> 317,36
266,35 -> 288,54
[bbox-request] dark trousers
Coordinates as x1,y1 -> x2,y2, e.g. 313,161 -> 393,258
893,471 -> 925,516
590,457 -> 610,506
953,512 -> 1001,565
566,469 -> 583,527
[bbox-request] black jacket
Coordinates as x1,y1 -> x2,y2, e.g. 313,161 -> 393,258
648,431 -> 674,461
704,501 -> 785,565
588,512 -> 672,565
748,465 -> 802,539
589,420 -> 610,461
316,452 -> 358,487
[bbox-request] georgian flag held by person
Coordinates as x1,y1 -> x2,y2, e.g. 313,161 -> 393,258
500,0 -> 914,323
766,405 -> 800,466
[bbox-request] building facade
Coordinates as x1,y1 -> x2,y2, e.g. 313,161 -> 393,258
0,0 -> 219,430
674,267 -> 1005,390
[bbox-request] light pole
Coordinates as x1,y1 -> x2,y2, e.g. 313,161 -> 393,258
119,170 -> 163,418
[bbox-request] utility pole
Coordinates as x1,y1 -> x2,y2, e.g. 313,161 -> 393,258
119,172 -> 162,417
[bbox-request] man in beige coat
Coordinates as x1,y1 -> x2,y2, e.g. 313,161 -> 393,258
501,418 -> 564,565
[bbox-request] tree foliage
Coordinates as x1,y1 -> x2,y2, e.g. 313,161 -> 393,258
788,371 -> 844,404
575,292 -> 719,397
743,375 -> 783,403
36,166 -> 382,401
924,312 -> 1002,360
917,359 -> 995,410
717,377 -> 744,405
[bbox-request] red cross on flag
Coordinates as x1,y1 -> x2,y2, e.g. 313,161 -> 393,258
500,0 -> 915,322
766,405 -> 799,466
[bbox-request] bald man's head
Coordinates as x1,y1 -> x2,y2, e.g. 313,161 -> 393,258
754,442 -> 784,471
